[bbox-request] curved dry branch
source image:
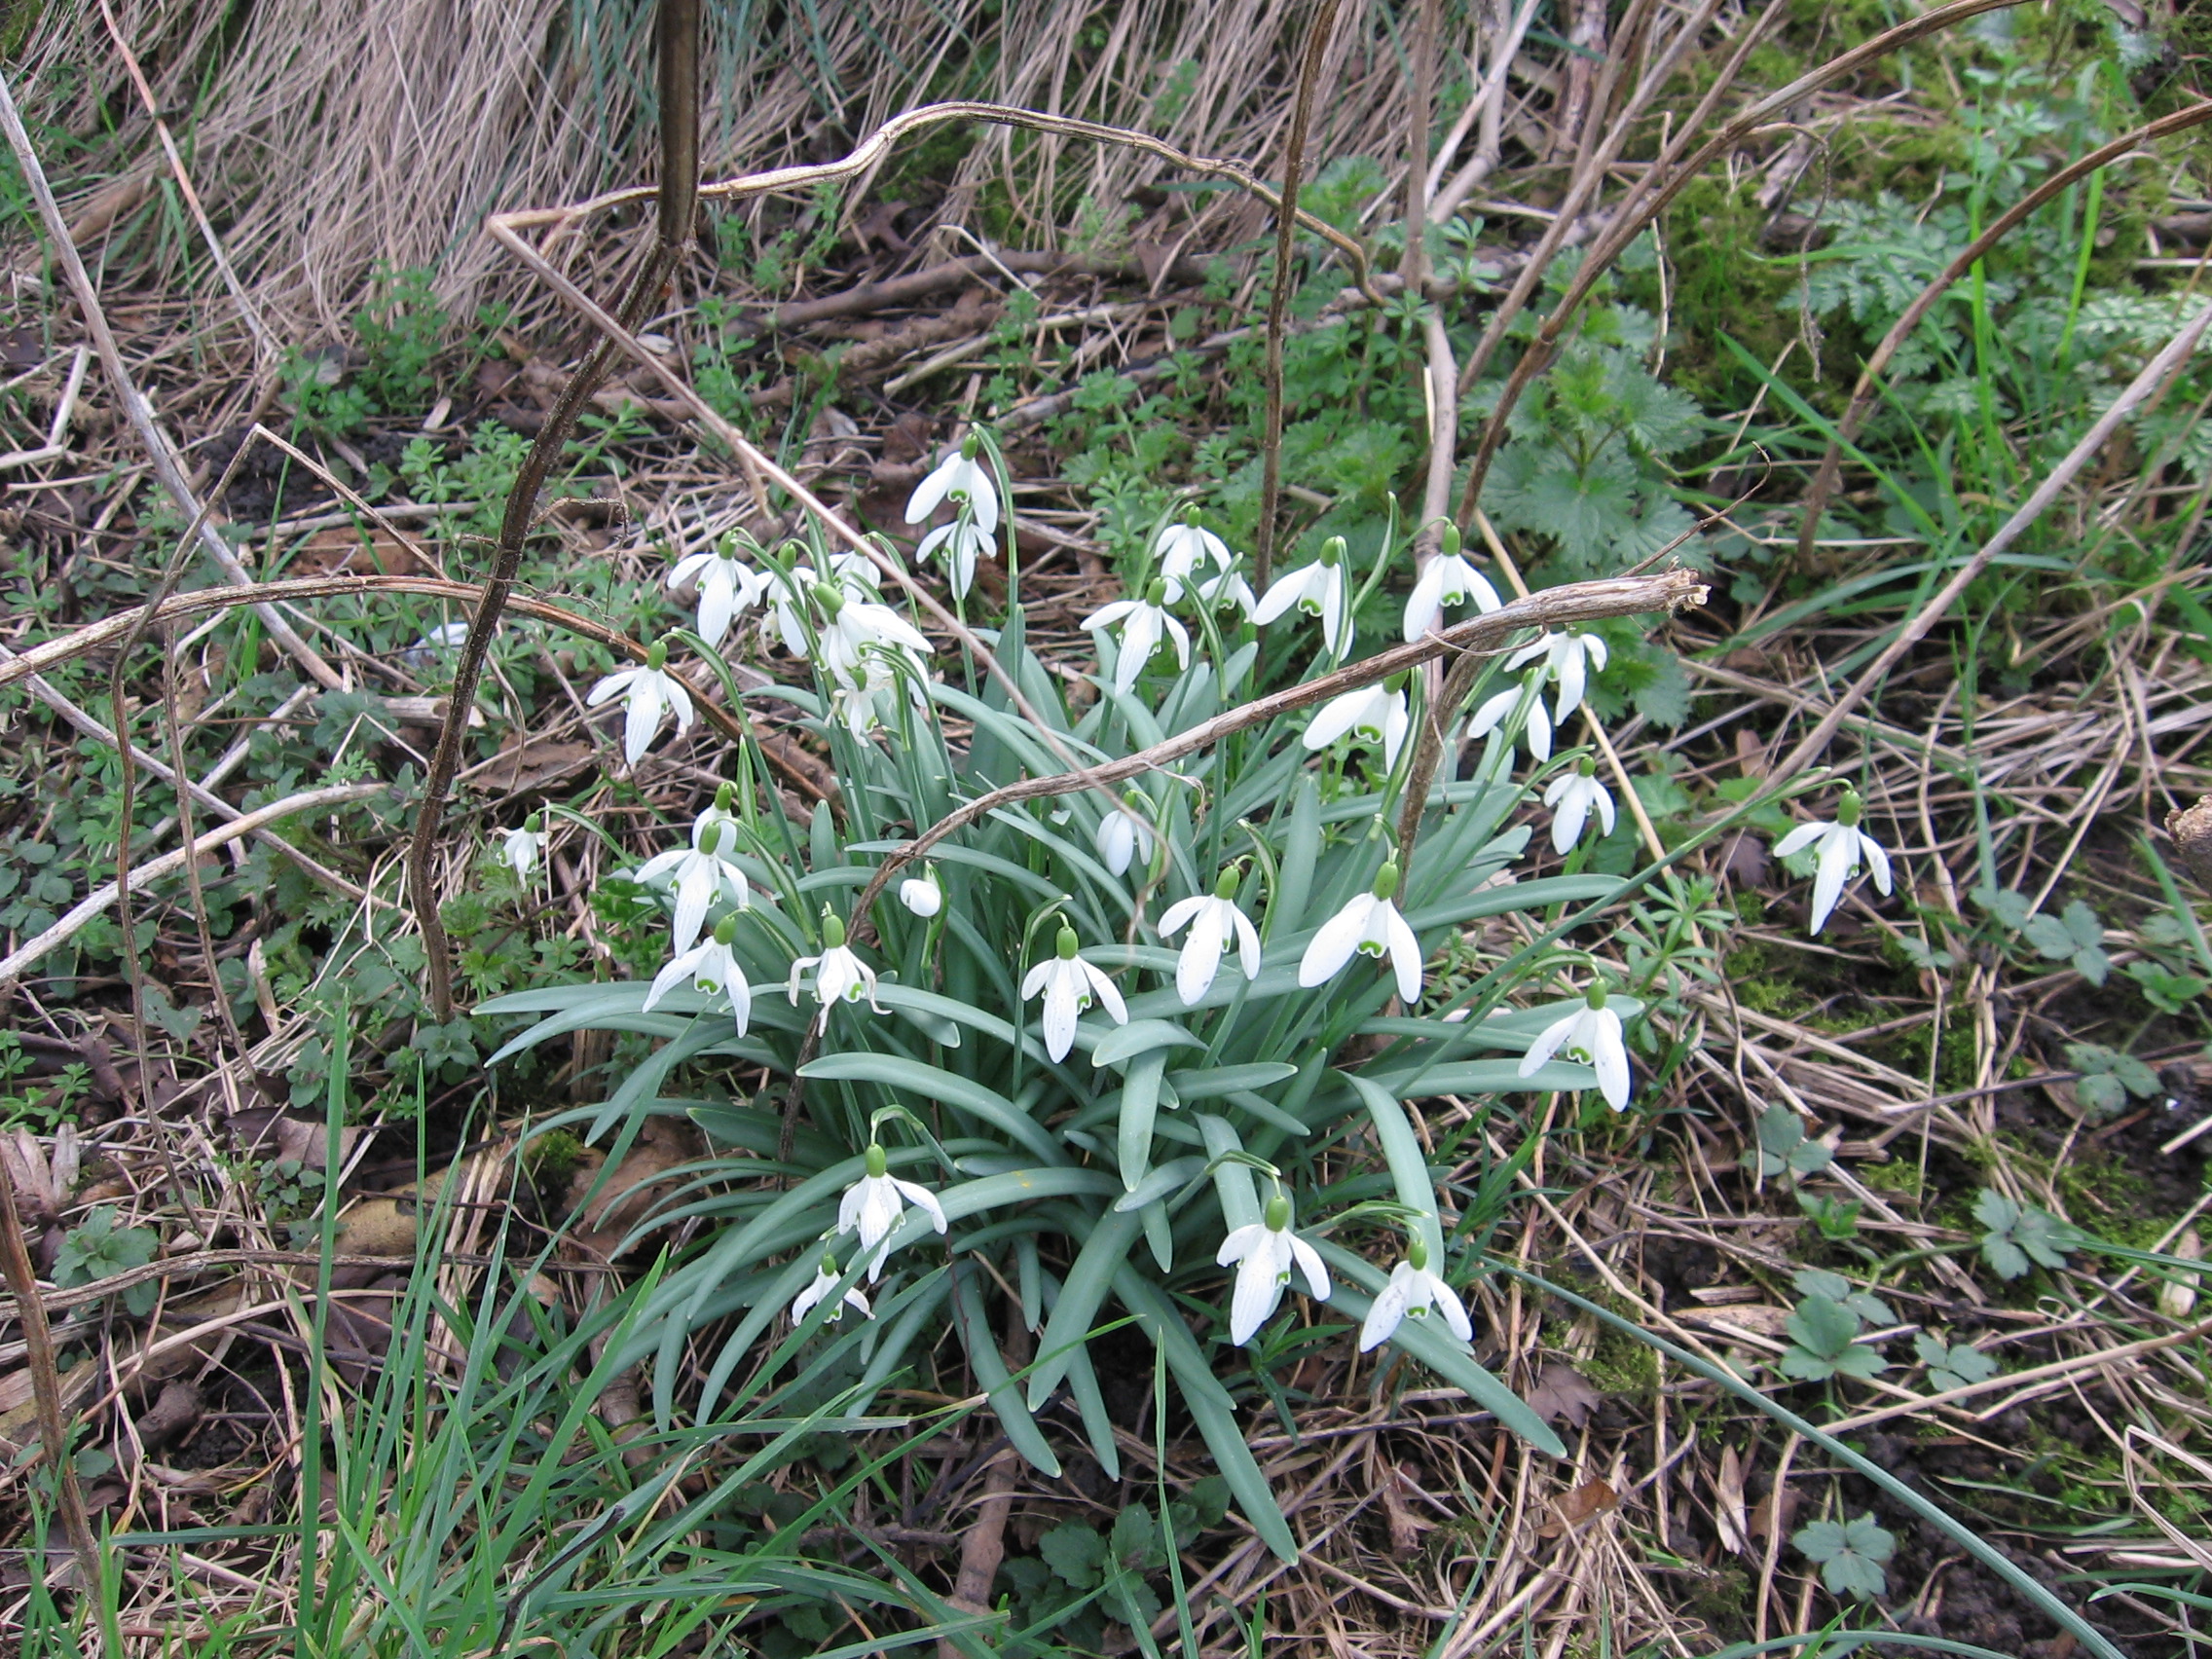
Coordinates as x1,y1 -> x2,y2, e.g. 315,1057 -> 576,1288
1794,98 -> 2212,558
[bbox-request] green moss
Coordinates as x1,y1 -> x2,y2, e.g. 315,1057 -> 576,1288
524,1128 -> 587,1187
1585,1323 -> 1661,1394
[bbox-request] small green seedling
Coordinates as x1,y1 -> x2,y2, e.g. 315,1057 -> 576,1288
1794,1512 -> 1897,1600
1792,1269 -> 1893,1327
1746,1104 -> 1833,1183
2062,1042 -> 2162,1121
53,1205 -> 160,1316
1914,1331 -> 1999,1392
1780,1293 -> 1886,1382
1973,1189 -> 2080,1280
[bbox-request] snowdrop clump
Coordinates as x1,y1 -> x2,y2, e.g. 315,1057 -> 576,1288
485,465 -> 1717,1554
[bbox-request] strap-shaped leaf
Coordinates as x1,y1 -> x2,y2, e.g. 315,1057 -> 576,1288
952,1261 -> 1061,1477
1025,1205 -> 1143,1409
802,1051 -> 1060,1164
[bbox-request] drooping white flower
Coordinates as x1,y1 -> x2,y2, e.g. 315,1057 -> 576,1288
668,533 -> 767,645
1094,805 -> 1157,877
789,908 -> 884,1014
636,819 -> 751,955
1020,925 -> 1129,1062
587,642 -> 696,765
916,518 -> 997,600
899,866 -> 942,917
692,781 -> 742,856
1304,681 -> 1409,772
1518,984 -> 1632,1111
1158,867 -> 1263,1006
1158,516 -> 1234,589
1773,789 -> 1893,935
1216,1193 -> 1331,1346
1358,1237 -> 1473,1351
1082,580 -> 1191,697
1193,565 -> 1259,617
767,550 -> 876,656
1506,628 -> 1608,721
1466,681 -> 1553,764
1251,536 -> 1352,657
904,441 -> 1000,535
837,1142 -> 950,1278
1402,550 -> 1503,643
641,913 -> 754,1036
809,583 -> 934,691
791,1248 -> 871,1323
1543,756 -> 1616,855
501,814 -> 545,880
1299,861 -> 1423,1005
828,655 -> 911,740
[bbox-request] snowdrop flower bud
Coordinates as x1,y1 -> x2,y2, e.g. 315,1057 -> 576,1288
586,638 -> 696,764
1357,1235 -> 1474,1351
1542,756 -> 1616,855
1094,804 -> 1157,876
1773,788 -> 1893,935
899,866 -> 942,917
501,813 -> 545,880
1216,1192 -> 1331,1346
1298,860 -> 1424,1005
1517,981 -> 1632,1110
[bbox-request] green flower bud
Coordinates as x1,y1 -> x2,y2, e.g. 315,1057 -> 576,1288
820,1248 -> 841,1276
524,811 -> 543,833
702,822 -> 722,855
1144,577 -> 1169,607
960,431 -> 982,461
1577,755 -> 1597,778
1213,866 -> 1241,902
645,641 -> 669,671
1055,925 -> 1080,961
713,913 -> 740,946
822,909 -> 848,949
1406,1236 -> 1429,1272
865,1143 -> 888,1179
1439,521 -> 1461,559
1584,982 -> 1607,1012
715,781 -> 734,813
1838,788 -> 1864,828
812,581 -> 843,616
1319,535 -> 1346,568
1183,503 -> 1203,527
1371,861 -> 1401,902
1264,1194 -> 1291,1232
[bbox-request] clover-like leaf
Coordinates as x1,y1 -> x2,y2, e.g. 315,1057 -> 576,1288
1780,1294 -> 1885,1382
1794,1512 -> 1896,1600
1792,1268 -> 1894,1327
1973,1189 -> 2080,1280
1913,1330 -> 1999,1393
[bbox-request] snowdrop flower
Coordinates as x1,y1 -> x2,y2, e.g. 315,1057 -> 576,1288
904,436 -> 1000,535
1466,681 -> 1553,764
1402,525 -> 1502,642
1193,564 -> 1259,618
916,518 -> 996,599
668,532 -> 767,645
587,640 -> 695,764
1358,1237 -> 1473,1351
636,820 -> 751,955
811,582 -> 934,691
501,813 -> 545,880
1021,925 -> 1129,1062
692,781 -> 742,855
1157,512 -> 1234,589
1216,1193 -> 1331,1346
768,550 -> 878,656
1298,861 -> 1423,1005
1774,788 -> 1893,935
1518,983 -> 1632,1111
1094,804 -> 1157,877
828,655 -> 916,740
1305,679 -> 1409,772
1158,866 -> 1263,1006
789,908 -> 884,1014
642,913 -> 753,1036
791,1248 -> 871,1323
1506,628 -> 1608,720
838,1142 -> 949,1279
1252,535 -> 1352,657
899,865 -> 942,918
1543,756 -> 1616,855
1082,579 -> 1191,697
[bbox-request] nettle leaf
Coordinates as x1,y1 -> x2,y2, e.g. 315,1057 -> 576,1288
1780,1294 -> 1884,1381
1914,1331 -> 1999,1392
1973,1189 -> 2081,1280
1110,1502 -> 1165,1573
1794,1513 -> 1897,1600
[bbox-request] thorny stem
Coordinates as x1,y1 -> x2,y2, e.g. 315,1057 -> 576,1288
1253,0 -> 1343,593
406,0 -> 701,1021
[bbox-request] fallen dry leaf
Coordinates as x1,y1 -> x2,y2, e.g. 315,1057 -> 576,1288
1714,1443 -> 1751,1555
1537,1477 -> 1618,1537
1526,1361 -> 1603,1427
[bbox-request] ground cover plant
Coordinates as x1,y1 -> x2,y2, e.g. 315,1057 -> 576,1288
4,0 -> 2212,1655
